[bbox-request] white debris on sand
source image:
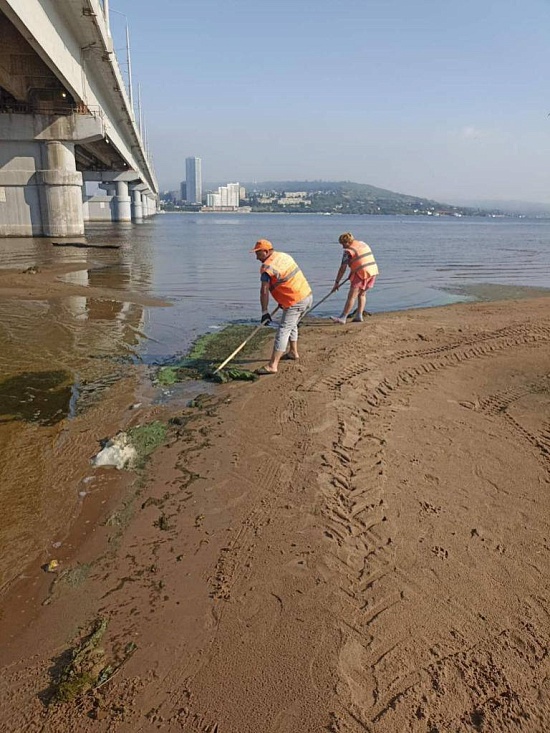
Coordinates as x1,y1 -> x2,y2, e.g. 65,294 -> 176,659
91,432 -> 137,470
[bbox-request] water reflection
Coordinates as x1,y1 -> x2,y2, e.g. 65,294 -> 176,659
0,231 -> 154,593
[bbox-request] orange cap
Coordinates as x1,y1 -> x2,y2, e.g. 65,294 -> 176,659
250,239 -> 273,253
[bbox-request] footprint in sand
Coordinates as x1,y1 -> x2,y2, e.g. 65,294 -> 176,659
419,501 -> 441,515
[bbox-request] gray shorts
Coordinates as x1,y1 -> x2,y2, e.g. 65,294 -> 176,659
274,293 -> 313,352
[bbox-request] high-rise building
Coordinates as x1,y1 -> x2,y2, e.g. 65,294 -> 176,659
227,183 -> 240,208
206,192 -> 221,207
185,157 -> 202,204
205,182 -> 240,210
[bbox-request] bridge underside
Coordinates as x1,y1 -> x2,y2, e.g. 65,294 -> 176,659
0,8 -> 157,237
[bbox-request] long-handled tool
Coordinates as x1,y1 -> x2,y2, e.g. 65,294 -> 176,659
212,306 -> 280,375
299,275 -> 351,321
212,277 -> 349,376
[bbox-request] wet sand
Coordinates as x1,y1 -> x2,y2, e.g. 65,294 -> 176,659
0,263 -> 170,306
1,294 -> 550,732
0,263 -> 170,597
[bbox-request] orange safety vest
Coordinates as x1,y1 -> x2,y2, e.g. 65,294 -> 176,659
260,251 -> 312,308
345,240 -> 379,277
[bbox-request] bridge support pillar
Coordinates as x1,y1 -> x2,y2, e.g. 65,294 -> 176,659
143,194 -> 151,217
130,186 -> 143,221
98,182 -> 115,196
0,138 -> 84,237
0,113 -> 103,237
39,141 -> 84,237
115,180 -> 132,222
139,191 -> 150,218
144,194 -> 157,217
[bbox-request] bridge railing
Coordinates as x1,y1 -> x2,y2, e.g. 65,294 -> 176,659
0,95 -> 105,119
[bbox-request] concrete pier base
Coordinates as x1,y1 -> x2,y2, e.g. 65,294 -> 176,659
0,113 -> 157,235
143,194 -> 151,218
84,194 -> 115,222
115,180 -> 131,222
143,194 -> 157,217
130,186 -> 143,221
0,138 -> 84,237
84,172 -> 148,223
0,113 -> 103,237
39,141 -> 84,236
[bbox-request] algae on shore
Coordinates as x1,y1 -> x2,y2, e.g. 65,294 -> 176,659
156,323 -> 272,384
49,618 -> 109,704
127,421 -> 168,469
48,616 -> 138,705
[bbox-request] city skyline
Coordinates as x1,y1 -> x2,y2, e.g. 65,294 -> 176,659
111,0 -> 550,205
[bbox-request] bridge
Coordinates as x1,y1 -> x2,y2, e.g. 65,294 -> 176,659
0,0 -> 158,237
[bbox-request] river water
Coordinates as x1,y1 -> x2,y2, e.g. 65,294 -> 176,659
3,213 -> 550,360
1,213 -> 549,594
94,212 -> 550,359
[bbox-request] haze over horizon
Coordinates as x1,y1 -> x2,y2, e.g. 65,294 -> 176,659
112,0 -> 550,204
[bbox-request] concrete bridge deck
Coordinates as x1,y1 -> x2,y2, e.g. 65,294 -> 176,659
0,0 -> 158,236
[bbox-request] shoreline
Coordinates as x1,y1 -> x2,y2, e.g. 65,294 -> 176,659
1,293 -> 549,731
0,278 -> 485,604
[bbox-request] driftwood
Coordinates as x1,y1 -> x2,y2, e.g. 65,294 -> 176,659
52,242 -> 120,249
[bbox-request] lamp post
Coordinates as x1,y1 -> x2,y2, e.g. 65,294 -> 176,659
105,6 -> 147,156
109,8 -> 134,113
103,0 -> 110,36
138,82 -> 143,138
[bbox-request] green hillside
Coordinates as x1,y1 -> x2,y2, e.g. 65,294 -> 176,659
242,180 -> 505,217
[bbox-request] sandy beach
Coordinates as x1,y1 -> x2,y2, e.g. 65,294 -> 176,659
1,293 -> 549,732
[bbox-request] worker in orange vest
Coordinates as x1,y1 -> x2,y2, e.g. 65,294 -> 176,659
251,239 -> 313,374
331,232 -> 378,323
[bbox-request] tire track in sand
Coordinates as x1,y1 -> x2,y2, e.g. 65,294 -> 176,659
316,321 -> 550,730
470,378 -> 550,471
314,320 -> 550,393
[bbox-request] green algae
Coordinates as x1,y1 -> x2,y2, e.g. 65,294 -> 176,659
156,365 -> 180,385
49,617 -> 108,704
127,421 -> 168,468
48,617 -> 138,705
156,323 -> 272,384
206,365 -> 258,383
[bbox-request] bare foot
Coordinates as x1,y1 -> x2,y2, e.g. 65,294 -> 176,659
331,316 -> 347,324
256,366 -> 277,375
283,353 -> 299,360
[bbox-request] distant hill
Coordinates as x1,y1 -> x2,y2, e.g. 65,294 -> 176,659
453,199 -> 550,217
235,180 -> 508,217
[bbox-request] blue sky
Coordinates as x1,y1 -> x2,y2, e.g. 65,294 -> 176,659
109,0 -> 550,203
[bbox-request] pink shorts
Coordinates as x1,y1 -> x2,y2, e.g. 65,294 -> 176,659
350,273 -> 376,291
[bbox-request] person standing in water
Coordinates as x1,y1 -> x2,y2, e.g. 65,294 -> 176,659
251,239 -> 313,374
331,232 -> 378,323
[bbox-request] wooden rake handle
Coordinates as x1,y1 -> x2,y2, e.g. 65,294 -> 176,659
299,275 -> 351,321
213,275 -> 350,375
213,306 -> 281,374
